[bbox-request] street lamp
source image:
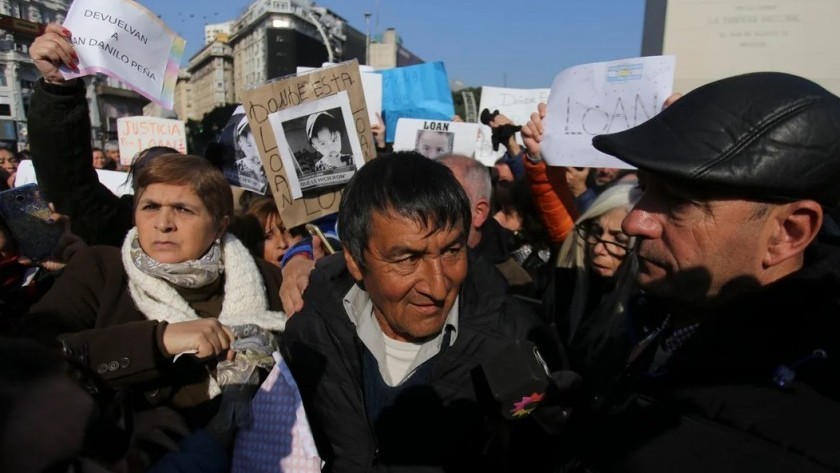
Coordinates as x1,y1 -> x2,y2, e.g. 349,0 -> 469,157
364,12 -> 372,66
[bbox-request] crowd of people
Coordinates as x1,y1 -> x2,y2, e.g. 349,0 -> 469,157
1,22 -> 839,473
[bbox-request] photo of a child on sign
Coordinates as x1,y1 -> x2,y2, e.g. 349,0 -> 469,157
216,106 -> 268,194
268,90 -> 364,199
235,116 -> 267,179
415,129 -> 454,159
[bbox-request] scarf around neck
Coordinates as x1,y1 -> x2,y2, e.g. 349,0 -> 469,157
128,234 -> 222,289
121,227 -> 287,332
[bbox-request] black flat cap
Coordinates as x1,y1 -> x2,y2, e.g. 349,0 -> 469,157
592,72 -> 840,207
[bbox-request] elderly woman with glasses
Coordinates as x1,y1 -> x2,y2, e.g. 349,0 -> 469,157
555,183 -> 640,346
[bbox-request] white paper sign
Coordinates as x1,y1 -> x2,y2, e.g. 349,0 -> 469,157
15,159 -> 133,196
117,116 -> 187,165
478,86 -> 551,160
298,64 -> 382,125
479,86 -> 550,127
62,0 -> 186,109
393,118 -> 496,165
541,55 -> 675,169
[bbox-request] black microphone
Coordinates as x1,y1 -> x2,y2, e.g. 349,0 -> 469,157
480,340 -> 553,420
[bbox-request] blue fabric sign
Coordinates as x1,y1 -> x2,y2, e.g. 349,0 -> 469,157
380,62 -> 455,143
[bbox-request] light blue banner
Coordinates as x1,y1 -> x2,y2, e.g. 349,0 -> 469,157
380,62 -> 455,143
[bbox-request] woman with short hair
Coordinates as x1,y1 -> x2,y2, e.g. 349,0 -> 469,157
25,153 -> 285,469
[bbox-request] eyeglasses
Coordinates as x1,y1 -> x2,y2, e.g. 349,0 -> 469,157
575,220 -> 631,257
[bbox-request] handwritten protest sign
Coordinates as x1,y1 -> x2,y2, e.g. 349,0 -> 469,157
62,0 -> 185,109
218,106 -> 268,195
479,86 -> 550,130
478,86 -> 551,160
541,56 -> 675,169
298,64 -> 382,126
117,116 -> 186,166
241,61 -> 375,228
393,118 -> 496,165
380,62 -> 455,143
15,159 -> 133,196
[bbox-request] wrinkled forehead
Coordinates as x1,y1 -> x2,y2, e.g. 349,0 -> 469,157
374,207 -> 466,240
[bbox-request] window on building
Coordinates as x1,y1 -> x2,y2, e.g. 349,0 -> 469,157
0,104 -> 11,116
9,1 -> 22,18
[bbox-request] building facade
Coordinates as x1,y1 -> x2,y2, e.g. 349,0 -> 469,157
368,28 -> 423,70
205,21 -> 234,45
230,0 -> 365,103
172,69 -> 194,121
187,40 -> 234,121
643,0 -> 840,96
0,0 -> 68,148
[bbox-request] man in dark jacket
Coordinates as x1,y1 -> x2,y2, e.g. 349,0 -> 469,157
280,152 -> 565,472
564,72 -> 840,472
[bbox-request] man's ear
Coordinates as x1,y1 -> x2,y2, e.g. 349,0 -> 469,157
473,198 -> 491,228
763,201 -> 822,268
344,250 -> 364,282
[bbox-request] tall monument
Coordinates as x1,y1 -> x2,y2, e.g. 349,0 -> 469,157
643,0 -> 840,95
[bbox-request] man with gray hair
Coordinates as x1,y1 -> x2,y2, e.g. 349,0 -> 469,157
435,154 -> 492,248
103,140 -> 120,167
436,154 -> 535,294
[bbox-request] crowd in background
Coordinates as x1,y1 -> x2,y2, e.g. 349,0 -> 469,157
1,22 -> 839,473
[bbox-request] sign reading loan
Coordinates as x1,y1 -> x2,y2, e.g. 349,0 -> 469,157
62,0 -> 185,109
541,55 -> 675,169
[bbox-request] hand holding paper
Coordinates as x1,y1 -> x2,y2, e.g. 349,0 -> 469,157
60,0 -> 185,109
30,23 -> 79,82
521,102 -> 547,159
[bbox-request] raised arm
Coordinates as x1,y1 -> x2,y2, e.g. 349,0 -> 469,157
28,24 -> 130,246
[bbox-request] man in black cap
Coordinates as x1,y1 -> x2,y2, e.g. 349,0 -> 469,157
526,72 -> 840,472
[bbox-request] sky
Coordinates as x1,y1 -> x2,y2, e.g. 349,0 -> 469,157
141,0 -> 647,89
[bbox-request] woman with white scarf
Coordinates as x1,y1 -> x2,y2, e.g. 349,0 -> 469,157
25,153 -> 286,470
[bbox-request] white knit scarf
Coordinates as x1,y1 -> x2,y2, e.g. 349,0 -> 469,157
121,227 -> 287,332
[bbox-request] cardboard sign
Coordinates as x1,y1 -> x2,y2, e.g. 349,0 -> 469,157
62,0 -> 185,109
541,55 -> 675,169
117,116 -> 187,165
241,60 -> 375,228
393,119 -> 496,165
298,64 -> 382,126
15,159 -> 133,196
218,106 -> 268,195
380,62 -> 455,143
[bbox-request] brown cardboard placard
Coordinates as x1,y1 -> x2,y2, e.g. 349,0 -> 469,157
241,60 -> 375,228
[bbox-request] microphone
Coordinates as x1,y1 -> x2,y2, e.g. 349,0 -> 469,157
480,340 -> 552,419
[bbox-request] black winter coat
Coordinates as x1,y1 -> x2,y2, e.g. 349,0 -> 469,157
28,78 -> 133,247
571,241 -> 840,473
280,253 -> 564,473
